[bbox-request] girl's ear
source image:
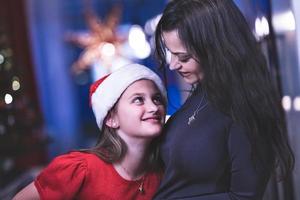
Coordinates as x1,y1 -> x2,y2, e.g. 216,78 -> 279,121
105,111 -> 119,129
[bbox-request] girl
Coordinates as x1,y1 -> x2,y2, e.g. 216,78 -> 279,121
13,63 -> 167,200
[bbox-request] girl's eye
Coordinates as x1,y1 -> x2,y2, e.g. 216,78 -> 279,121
153,95 -> 164,105
132,97 -> 144,104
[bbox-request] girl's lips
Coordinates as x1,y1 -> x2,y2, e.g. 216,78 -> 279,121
142,116 -> 161,122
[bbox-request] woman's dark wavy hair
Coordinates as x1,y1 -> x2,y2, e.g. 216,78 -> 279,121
81,108 -> 163,172
155,0 -> 294,179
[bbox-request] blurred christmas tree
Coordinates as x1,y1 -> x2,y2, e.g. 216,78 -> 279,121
0,1 -> 48,191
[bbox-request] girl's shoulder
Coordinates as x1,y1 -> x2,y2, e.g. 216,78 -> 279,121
37,151 -> 110,182
49,151 -> 109,171
34,151 -> 110,199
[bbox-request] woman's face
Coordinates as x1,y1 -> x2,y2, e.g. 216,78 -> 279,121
162,30 -> 203,84
109,79 -> 166,142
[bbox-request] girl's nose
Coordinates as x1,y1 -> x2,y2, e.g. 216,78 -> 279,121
146,100 -> 159,113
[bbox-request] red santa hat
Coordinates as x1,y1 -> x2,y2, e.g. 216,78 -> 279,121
90,63 -> 167,129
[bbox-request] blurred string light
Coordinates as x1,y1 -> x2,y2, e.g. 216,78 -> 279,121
100,42 -> 116,58
282,96 -> 300,111
0,53 -> 4,64
255,16 -> 269,38
128,25 -> 151,59
12,76 -> 21,91
4,93 -> 13,104
282,95 -> 292,111
293,96 -> 300,111
272,10 -> 296,33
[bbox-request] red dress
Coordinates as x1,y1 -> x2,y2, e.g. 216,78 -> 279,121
34,151 -> 161,200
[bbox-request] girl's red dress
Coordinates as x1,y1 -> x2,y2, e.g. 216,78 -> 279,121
34,151 -> 161,200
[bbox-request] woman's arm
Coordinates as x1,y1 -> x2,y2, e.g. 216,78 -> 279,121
13,182 -> 40,200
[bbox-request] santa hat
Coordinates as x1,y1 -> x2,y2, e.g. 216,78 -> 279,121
90,63 -> 167,129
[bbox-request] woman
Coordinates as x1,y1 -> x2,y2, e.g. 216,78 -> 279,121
153,0 -> 294,199
13,63 -> 167,200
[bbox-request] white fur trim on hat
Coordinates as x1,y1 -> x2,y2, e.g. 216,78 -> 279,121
91,63 -> 167,129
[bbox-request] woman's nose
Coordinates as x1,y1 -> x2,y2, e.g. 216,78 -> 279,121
169,55 -> 181,71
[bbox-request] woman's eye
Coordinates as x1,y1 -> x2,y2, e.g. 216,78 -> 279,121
179,55 -> 192,63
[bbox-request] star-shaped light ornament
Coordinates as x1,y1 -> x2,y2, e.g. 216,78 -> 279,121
66,4 -> 126,76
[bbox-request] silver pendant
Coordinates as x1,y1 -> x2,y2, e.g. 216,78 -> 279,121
138,184 -> 144,193
188,115 -> 195,125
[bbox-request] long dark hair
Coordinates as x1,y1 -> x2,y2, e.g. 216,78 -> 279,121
155,0 -> 294,179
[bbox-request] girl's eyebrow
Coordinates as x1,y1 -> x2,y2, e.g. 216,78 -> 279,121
128,93 -> 145,98
128,92 -> 161,99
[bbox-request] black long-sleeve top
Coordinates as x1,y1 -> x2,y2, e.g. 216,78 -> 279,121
153,88 -> 271,200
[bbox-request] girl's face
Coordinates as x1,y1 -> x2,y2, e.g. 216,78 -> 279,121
162,30 -> 204,84
109,79 -> 166,142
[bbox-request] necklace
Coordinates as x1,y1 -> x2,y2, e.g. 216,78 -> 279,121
119,164 -> 145,194
138,176 -> 145,194
188,92 -> 208,125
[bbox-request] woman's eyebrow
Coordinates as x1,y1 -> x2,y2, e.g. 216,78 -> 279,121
167,48 -> 190,55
